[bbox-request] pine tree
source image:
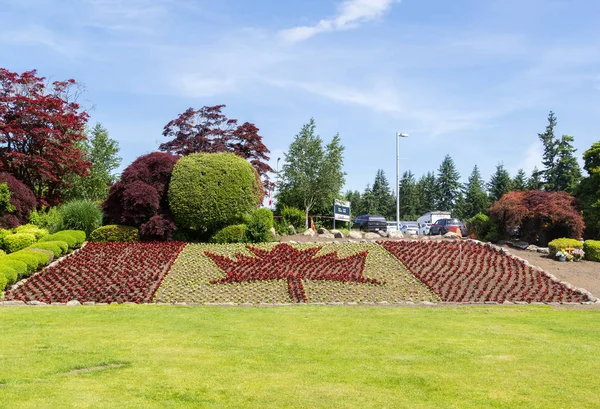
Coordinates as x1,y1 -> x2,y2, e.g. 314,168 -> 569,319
512,169 -> 527,191
371,169 -> 395,219
344,190 -> 362,218
399,170 -> 419,219
461,165 -> 489,218
436,155 -> 461,212
416,171 -> 437,214
361,184 -> 376,215
554,135 -> 582,193
539,111 -> 559,191
527,166 -> 544,190
576,141 -> 600,238
488,163 -> 513,204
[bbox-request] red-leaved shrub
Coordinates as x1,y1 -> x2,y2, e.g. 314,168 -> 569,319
139,214 -> 177,241
0,172 -> 37,228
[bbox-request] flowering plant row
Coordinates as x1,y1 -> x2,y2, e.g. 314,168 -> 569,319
154,242 -> 438,304
6,241 -> 186,304
382,240 -> 591,303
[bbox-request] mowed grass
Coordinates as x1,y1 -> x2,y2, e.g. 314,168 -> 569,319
1,306 -> 599,408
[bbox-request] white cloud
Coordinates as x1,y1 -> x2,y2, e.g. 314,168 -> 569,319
518,143 -> 543,176
0,25 -> 86,59
279,0 -> 398,43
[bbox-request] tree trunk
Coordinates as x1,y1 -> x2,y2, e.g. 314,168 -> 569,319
305,207 -> 309,230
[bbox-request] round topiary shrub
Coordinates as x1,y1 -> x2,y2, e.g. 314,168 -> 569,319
59,200 -> 103,237
169,153 -> 262,233
89,225 -> 140,242
3,233 -> 37,253
210,224 -> 246,244
583,240 -> 600,262
0,172 -> 37,228
14,224 -> 49,240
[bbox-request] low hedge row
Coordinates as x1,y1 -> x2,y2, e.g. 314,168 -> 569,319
584,240 -> 600,262
548,238 -> 583,256
89,225 -> 140,242
0,248 -> 55,291
39,230 -> 85,249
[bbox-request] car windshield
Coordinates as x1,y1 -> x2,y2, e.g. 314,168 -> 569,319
404,222 -> 418,227
446,219 -> 462,225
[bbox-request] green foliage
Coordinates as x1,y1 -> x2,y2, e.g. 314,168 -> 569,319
512,169 -> 527,191
59,200 -> 103,237
62,123 -> 122,202
467,213 -> 495,240
3,233 -> 37,253
0,268 -> 7,290
487,163 -> 513,204
39,230 -> 85,249
210,224 -> 246,244
548,238 -> 583,256
0,259 -> 28,281
169,152 -> 262,233
29,207 -> 62,234
527,167 -> 544,190
436,155 -> 461,212
277,119 -> 345,229
5,249 -> 51,274
14,224 -> 49,240
28,240 -> 68,258
280,206 -> 306,230
583,240 -> 600,262
416,171 -> 438,214
576,141 -> 600,239
399,170 -> 419,220
243,208 -> 274,243
372,169 -> 395,219
0,182 -> 15,214
89,225 -> 140,242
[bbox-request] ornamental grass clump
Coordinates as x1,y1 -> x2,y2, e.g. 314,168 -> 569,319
59,200 -> 102,237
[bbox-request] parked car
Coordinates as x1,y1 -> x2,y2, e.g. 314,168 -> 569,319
418,222 -> 431,235
353,214 -> 387,232
400,221 -> 419,235
386,221 -> 399,232
429,218 -> 467,236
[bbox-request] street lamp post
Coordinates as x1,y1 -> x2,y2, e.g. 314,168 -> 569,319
275,157 -> 281,208
396,132 -> 409,232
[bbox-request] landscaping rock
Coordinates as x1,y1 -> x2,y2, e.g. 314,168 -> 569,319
513,241 -> 530,250
537,247 -> 550,254
443,232 -> 461,239
0,300 -> 26,306
269,227 -> 277,237
526,245 -> 539,252
318,233 -> 335,239
27,301 -> 47,306
317,228 -> 329,235
364,232 -> 380,240
66,300 -> 81,306
302,229 -> 316,237
330,229 -> 344,238
388,231 -> 404,239
348,231 -> 362,239
287,225 -> 296,235
377,230 -> 389,238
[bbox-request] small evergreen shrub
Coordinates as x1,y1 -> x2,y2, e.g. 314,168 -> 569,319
3,233 -> 37,253
244,208 -> 274,243
0,264 -> 18,286
5,249 -> 51,274
59,200 -> 103,237
89,225 -> 140,242
210,224 -> 246,244
0,269 -> 7,291
0,259 -> 28,279
280,206 -> 306,230
467,213 -> 494,240
548,238 -> 583,256
583,240 -> 600,262
29,207 -> 62,233
14,224 -> 49,240
29,241 -> 68,258
39,230 -> 85,249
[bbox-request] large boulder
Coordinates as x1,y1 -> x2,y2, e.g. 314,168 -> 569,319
348,231 -> 362,239
317,228 -> 329,235
318,233 -> 335,239
303,229 -> 316,237
330,229 -> 344,238
388,231 -> 404,239
443,232 -> 461,239
364,232 -> 380,240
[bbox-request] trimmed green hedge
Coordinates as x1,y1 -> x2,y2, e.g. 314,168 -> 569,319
3,233 -> 37,253
169,152 -> 263,233
584,240 -> 600,262
0,259 -> 28,278
29,240 -> 68,258
14,224 -> 49,240
0,229 -> 12,241
39,230 -> 85,249
0,269 -> 7,291
4,249 -> 51,274
89,225 -> 140,242
210,224 -> 246,244
548,238 -> 583,256
0,265 -> 17,287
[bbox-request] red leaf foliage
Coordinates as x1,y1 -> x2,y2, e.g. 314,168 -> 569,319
6,241 -> 187,304
382,240 -> 590,303
103,152 -> 179,239
489,190 -> 584,243
0,68 -> 90,206
0,172 -> 36,228
159,105 -> 273,180
205,243 -> 378,303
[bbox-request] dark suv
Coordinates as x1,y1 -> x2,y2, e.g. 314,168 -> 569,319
352,214 -> 387,232
429,218 -> 467,236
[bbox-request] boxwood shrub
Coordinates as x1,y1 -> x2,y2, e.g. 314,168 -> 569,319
548,238 -> 583,256
583,240 -> 600,262
0,269 -> 8,290
39,230 -> 86,249
244,208 -> 274,243
0,259 -> 28,279
3,233 -> 37,253
5,249 -> 51,274
169,153 -> 263,233
0,264 -> 17,287
89,225 -> 140,242
29,240 -> 68,258
210,224 -> 246,244
14,224 -> 49,240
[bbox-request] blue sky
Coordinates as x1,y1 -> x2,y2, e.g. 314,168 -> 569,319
2,0 -> 599,194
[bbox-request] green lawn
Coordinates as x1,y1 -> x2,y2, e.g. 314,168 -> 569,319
1,305 -> 599,408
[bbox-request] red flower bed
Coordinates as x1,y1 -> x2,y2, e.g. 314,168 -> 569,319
382,240 -> 591,303
205,243 -> 380,303
6,241 -> 186,304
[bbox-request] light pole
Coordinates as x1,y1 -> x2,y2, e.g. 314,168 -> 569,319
275,157 -> 281,207
396,132 -> 409,231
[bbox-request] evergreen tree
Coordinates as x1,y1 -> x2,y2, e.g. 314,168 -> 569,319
576,141 -> 600,238
399,170 -> 419,219
436,155 -> 461,212
538,111 -> 559,191
416,171 -> 437,214
361,184 -> 377,215
371,169 -> 395,219
527,166 -> 544,190
554,135 -> 582,193
344,190 -> 362,218
512,169 -> 527,191
488,163 -> 513,204
461,165 -> 489,218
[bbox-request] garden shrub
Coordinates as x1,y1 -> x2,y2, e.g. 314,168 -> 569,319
3,233 -> 37,253
39,230 -> 85,249
139,214 -> 177,241
29,207 -> 62,233
14,224 -> 49,240
548,238 -> 583,256
0,264 -> 18,286
59,200 -> 103,237
583,240 -> 600,262
0,249 -> 4,257
5,249 -> 50,274
467,213 -> 494,240
280,206 -> 305,230
169,152 -> 262,233
244,208 -> 274,243
210,224 -> 246,244
0,172 -> 37,228
103,152 -> 179,227
89,225 -> 139,242
29,241 -> 68,258
0,259 -> 28,279
0,269 -> 7,291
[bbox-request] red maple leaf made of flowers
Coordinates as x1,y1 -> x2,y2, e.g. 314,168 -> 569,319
205,243 -> 382,303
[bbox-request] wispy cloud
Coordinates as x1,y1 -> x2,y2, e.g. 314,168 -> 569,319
279,0 -> 398,43
0,25 -> 86,59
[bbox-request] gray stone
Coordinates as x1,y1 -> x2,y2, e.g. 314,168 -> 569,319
66,300 -> 81,306
526,245 -> 539,252
330,229 -> 344,238
83,301 -> 96,306
287,225 -> 296,235
269,227 -> 277,237
377,230 -> 389,238
443,232 -> 461,239
513,241 -> 530,250
348,231 -> 362,239
388,230 -> 404,239
537,247 -> 550,254
318,233 -> 335,239
302,229 -> 316,237
27,300 -> 47,306
0,300 -> 26,306
317,227 -> 329,235
364,232 -> 380,240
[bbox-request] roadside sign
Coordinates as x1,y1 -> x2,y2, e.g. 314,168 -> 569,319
333,199 -> 351,222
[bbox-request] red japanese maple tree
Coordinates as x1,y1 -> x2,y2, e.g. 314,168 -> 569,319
159,105 -> 273,178
0,68 -> 90,206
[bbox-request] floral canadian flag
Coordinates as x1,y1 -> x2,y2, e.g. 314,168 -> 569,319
205,243 -> 382,303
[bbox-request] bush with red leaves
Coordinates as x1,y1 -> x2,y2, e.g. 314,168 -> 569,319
102,152 -> 179,240
489,190 -> 584,244
0,172 -> 36,228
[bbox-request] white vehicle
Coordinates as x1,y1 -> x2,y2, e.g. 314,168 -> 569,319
386,221 -> 399,231
417,211 -> 452,225
400,222 -> 419,235
418,222 -> 431,235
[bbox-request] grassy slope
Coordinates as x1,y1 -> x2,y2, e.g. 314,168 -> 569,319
1,306 -> 599,408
